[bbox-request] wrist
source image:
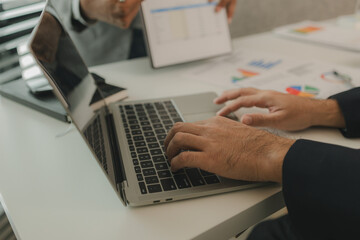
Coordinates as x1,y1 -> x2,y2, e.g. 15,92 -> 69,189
79,0 -> 97,21
262,136 -> 295,183
310,99 -> 345,128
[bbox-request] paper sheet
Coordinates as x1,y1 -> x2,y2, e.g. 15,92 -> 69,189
273,20 -> 360,52
185,49 -> 302,88
184,49 -> 360,99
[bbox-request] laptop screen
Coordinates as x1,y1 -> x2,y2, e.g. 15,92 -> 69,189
29,1 -> 104,130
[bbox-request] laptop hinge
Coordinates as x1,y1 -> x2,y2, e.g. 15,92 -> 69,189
105,113 -> 127,201
117,182 -> 128,206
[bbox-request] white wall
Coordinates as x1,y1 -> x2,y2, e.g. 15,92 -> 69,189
230,0 -> 356,37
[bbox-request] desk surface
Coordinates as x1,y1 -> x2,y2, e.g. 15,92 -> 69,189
1,32 -> 360,240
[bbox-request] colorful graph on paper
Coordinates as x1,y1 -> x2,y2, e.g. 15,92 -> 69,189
293,26 -> 322,34
286,85 -> 319,98
232,69 -> 259,83
248,59 -> 282,69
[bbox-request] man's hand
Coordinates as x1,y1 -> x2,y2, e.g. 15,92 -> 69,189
164,117 -> 295,183
80,0 -> 142,29
214,88 -> 346,131
209,0 -> 236,23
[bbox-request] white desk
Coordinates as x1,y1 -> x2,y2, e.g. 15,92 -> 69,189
1,32 -> 360,240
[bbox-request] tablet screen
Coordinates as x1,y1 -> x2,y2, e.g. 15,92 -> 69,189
141,0 -> 232,68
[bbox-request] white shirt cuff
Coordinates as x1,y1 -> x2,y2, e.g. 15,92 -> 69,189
72,0 -> 94,26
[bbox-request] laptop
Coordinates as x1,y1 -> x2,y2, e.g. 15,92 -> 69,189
29,1 -> 262,206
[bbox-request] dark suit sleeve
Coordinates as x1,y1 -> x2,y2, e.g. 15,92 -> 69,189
330,87 -> 360,138
282,139 -> 360,239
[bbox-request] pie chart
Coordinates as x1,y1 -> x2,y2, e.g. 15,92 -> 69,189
286,85 -> 319,98
232,69 -> 259,83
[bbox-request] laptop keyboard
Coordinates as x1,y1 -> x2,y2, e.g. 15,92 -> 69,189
119,101 -> 220,194
84,115 -> 108,173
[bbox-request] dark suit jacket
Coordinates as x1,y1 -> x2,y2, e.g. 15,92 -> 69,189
282,87 -> 360,239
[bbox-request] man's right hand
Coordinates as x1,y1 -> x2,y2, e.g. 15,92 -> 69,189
214,88 -> 346,131
164,117 -> 295,183
80,0 -> 142,29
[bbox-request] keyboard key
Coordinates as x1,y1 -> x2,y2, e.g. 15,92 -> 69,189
150,149 -> 162,156
145,176 -> 159,184
142,126 -> 153,131
137,174 -> 143,181
144,103 -> 154,109
146,137 -> 157,143
133,136 -> 144,141
134,166 -> 141,173
161,115 -> 170,120
144,132 -> 155,137
141,161 -> 153,168
130,125 -> 140,130
185,168 -> 205,186
137,111 -> 147,116
174,174 -> 191,189
149,115 -> 158,119
200,170 -> 215,177
127,115 -> 137,120
161,178 -> 177,191
128,120 -> 138,125
155,102 -> 165,109
158,170 -> 172,178
126,134 -> 131,139
148,143 -> 159,149
129,145 -> 135,151
136,147 -> 148,154
140,121 -> 150,126
155,163 -> 168,170
204,176 -> 220,184
163,120 -> 173,125
143,168 -> 156,176
125,105 -> 133,110
138,154 -> 151,161
126,110 -> 135,115
164,125 -> 173,130
132,130 -> 142,135
157,134 -> 166,140
174,118 -> 183,123
139,116 -> 148,121
135,141 -> 146,147
131,152 -> 137,158
133,159 -> 139,166
147,184 -> 162,193
153,155 -> 165,163
153,124 -> 163,129
155,129 -> 165,134
150,118 -> 161,123
139,182 -> 147,194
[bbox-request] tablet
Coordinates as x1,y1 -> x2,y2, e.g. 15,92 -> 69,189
141,0 -> 232,68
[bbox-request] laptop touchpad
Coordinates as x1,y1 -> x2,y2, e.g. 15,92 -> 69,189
183,112 -> 217,122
